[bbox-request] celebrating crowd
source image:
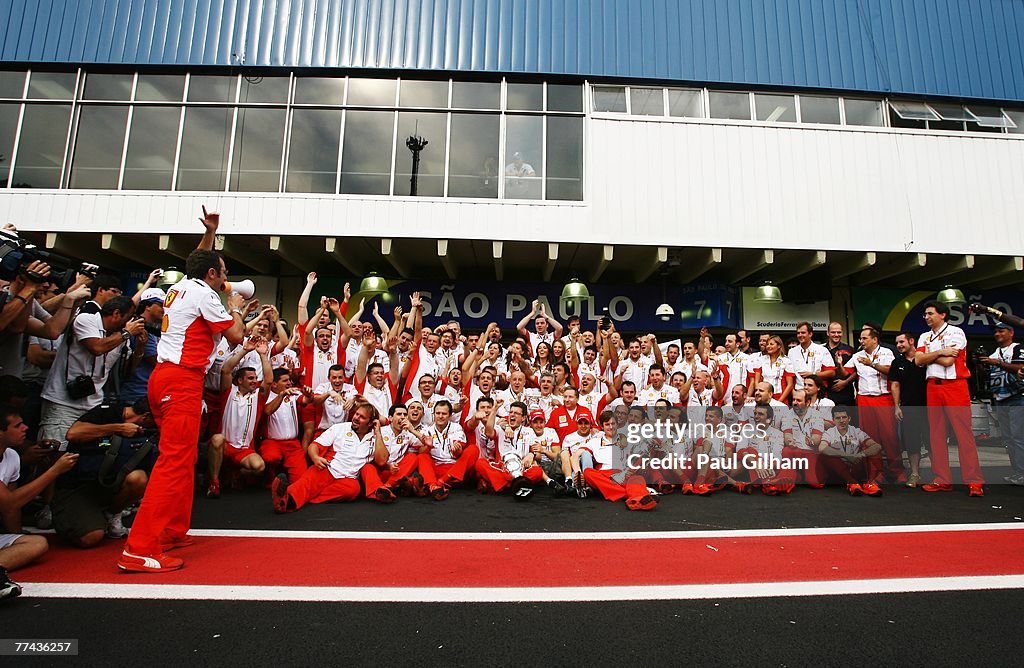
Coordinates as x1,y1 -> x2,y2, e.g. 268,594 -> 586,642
0,210 -> 1022,594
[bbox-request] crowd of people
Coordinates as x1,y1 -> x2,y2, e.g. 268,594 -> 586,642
1,209 -> 1022,594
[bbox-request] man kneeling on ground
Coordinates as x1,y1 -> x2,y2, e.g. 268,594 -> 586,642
57,398 -> 153,546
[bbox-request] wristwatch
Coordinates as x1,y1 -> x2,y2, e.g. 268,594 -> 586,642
120,329 -> 132,341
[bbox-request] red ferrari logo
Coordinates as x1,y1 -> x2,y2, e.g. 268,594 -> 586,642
165,289 -> 180,307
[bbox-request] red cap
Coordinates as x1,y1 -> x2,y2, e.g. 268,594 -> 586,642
528,409 -> 546,421
574,408 -> 594,424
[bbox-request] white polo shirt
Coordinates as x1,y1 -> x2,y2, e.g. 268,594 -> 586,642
221,385 -> 263,449
315,381 -> 357,429
844,346 -> 894,396
316,422 -> 375,479
379,426 -> 417,464
821,425 -> 873,456
265,390 -> 300,440
426,422 -> 467,464
782,411 -> 825,452
788,342 -> 836,390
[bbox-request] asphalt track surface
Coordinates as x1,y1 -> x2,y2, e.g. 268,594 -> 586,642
3,477 -> 1024,666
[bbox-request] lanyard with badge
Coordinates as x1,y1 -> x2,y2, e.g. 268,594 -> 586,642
434,423 -> 451,455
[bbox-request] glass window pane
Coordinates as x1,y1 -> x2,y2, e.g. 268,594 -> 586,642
844,99 -> 884,126
547,84 -> 583,112
347,78 -> 396,106
754,93 -> 796,122
294,77 -> 346,104
507,83 -> 543,111
123,106 -> 180,190
546,116 -> 583,201
0,104 -> 20,187
187,75 -> 236,103
1006,110 -> 1024,134
69,105 -> 128,189
82,73 -> 133,100
27,72 -> 76,99
929,103 -> 973,122
889,108 -> 926,129
966,105 -> 1013,127
399,80 -> 448,108
708,91 -> 751,120
504,115 -> 543,200
890,100 -> 938,121
592,86 -> 626,113
287,109 -> 341,193
451,81 -> 499,109
136,74 -> 184,101
239,76 -> 289,103
229,107 -> 285,192
0,71 -> 26,98
668,89 -> 703,118
11,104 -> 71,188
340,110 -> 394,194
799,95 -> 841,124
447,113 -> 499,198
630,87 -> 664,116
176,106 -> 232,191
393,111 -> 446,197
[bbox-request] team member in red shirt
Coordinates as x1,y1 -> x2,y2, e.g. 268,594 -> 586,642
119,208 -> 251,573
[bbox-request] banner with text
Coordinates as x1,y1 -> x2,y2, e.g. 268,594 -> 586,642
853,288 -> 1024,335
741,288 -> 831,331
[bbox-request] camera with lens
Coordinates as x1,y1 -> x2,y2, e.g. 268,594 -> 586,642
0,228 -> 99,288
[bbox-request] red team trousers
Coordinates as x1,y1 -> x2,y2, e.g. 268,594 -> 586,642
285,467 -> 361,509
474,458 -> 544,492
927,379 -> 984,485
417,445 -> 480,487
127,363 -> 205,555
359,453 -> 419,497
259,438 -> 308,482
583,469 -> 649,503
857,394 -> 904,480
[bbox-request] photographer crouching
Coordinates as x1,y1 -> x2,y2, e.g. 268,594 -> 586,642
54,398 -> 154,547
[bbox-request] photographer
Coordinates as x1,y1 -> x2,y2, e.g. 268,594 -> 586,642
0,407 -> 78,601
0,260 -> 91,377
55,398 -> 153,547
39,295 -> 145,449
977,322 -> 1024,486
120,288 -> 166,404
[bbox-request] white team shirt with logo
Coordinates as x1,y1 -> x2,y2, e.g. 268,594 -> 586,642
317,422 -> 375,479
315,381 -> 357,429
783,411 -> 825,452
157,278 -> 234,370
221,385 -> 262,449
788,343 -> 836,390
426,422 -> 467,464
561,431 -> 602,456
265,390 -> 300,440
379,426 -> 417,464
844,347 -> 895,395
637,384 -> 681,407
821,425 -> 873,456
474,422 -> 504,462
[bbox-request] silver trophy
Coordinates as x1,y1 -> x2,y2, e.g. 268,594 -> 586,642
502,452 -> 525,478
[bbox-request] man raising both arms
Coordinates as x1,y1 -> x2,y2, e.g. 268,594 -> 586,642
119,207 -> 251,573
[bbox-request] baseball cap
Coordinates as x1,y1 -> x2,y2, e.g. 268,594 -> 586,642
528,409 -> 546,421
575,408 -> 595,424
139,287 -> 166,305
993,321 -> 1013,331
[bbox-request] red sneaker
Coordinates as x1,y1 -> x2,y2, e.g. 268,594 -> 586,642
861,482 -> 883,497
921,483 -> 954,492
160,535 -> 195,552
271,473 -> 290,513
373,487 -> 397,503
117,550 -> 183,573
967,484 -> 985,497
679,483 -> 694,495
206,478 -> 221,499
847,483 -> 863,496
625,495 -> 658,511
691,483 -> 713,496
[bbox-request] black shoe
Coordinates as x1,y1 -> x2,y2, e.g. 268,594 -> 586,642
0,567 -> 22,602
373,487 -> 397,503
271,473 -> 290,513
511,477 -> 534,501
548,479 -> 565,497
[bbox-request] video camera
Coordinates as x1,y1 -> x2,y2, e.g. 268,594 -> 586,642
0,228 -> 99,287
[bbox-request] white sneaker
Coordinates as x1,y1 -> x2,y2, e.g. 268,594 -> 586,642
34,505 -> 52,530
105,511 -> 128,538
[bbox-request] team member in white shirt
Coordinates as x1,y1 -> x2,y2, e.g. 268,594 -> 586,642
802,375 -> 835,425
206,336 -> 273,498
359,403 -> 424,498
716,334 -> 754,398
781,390 -> 826,487
788,322 -> 836,390
615,338 -> 653,390
914,300 -> 985,495
503,404 -> 564,493
516,299 -> 564,357
354,329 -> 400,419
577,370 -> 617,417
752,335 -> 796,403
818,406 -> 884,496
841,327 -> 904,483
688,406 -> 739,494
734,405 -> 794,495
273,401 -> 393,511
637,365 -> 681,406
722,384 -> 756,427
684,369 -> 724,424
558,408 -> 603,496
416,400 -> 479,500
581,410 -> 658,510
409,374 -> 447,426
260,368 -> 312,484
496,370 -> 537,418
312,365 -> 357,438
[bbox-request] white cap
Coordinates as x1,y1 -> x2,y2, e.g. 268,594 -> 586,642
139,287 -> 166,304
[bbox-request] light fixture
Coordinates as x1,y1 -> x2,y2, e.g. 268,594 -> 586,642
753,281 -> 782,303
157,267 -> 185,289
560,278 -> 590,305
359,272 -> 388,295
656,303 -> 674,321
937,285 -> 966,305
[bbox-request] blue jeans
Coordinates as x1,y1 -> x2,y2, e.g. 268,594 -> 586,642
578,451 -> 595,472
994,394 -> 1024,475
